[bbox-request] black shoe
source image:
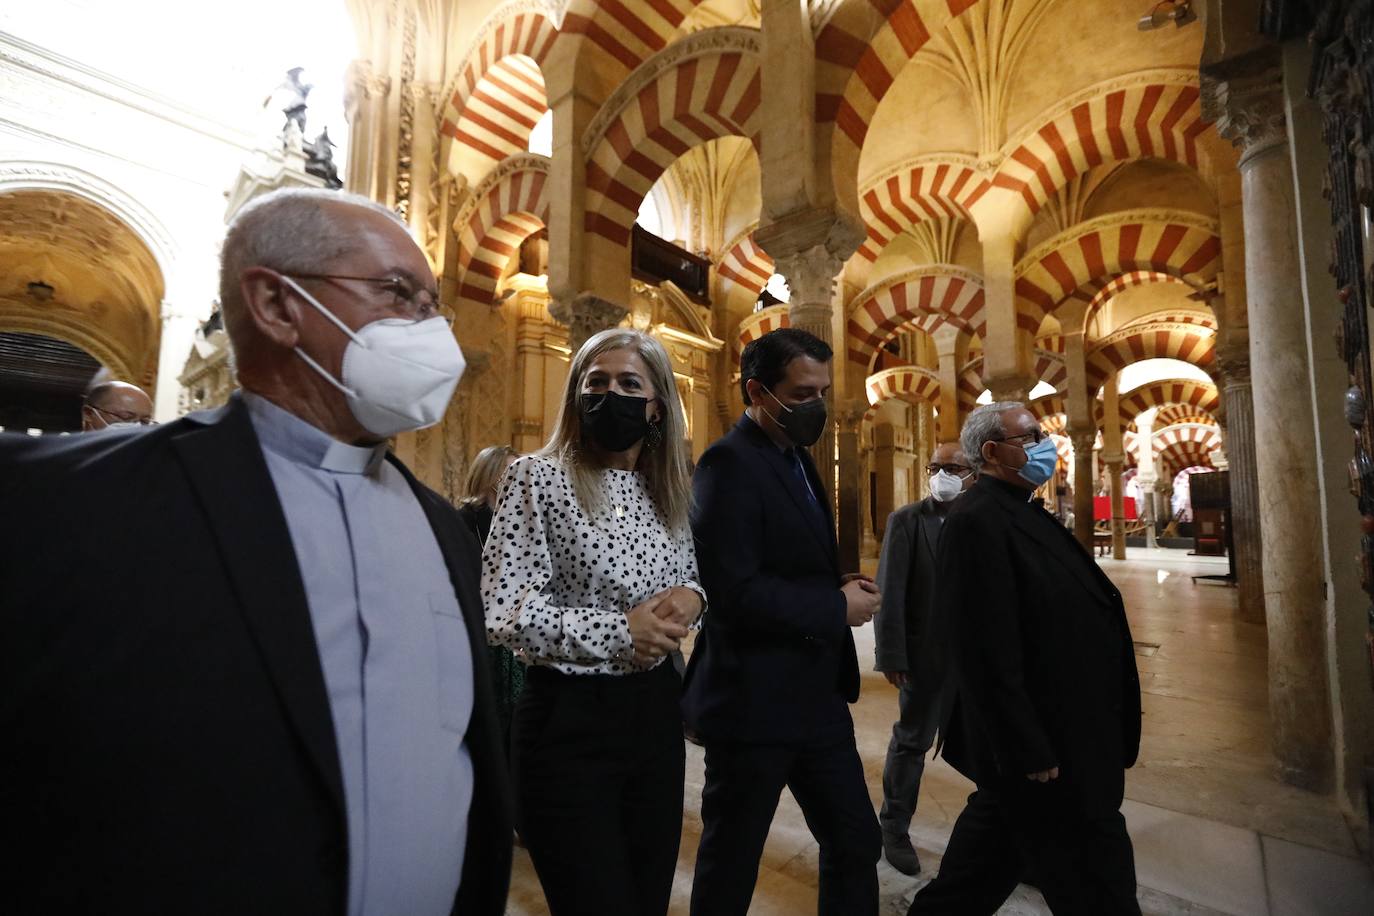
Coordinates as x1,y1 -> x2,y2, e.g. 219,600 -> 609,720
883,832 -> 922,876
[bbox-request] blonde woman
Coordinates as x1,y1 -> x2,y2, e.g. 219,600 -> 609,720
456,445 -> 521,750
482,328 -> 704,915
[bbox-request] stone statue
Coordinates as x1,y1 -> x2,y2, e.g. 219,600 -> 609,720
305,127 -> 343,189
264,67 -> 312,137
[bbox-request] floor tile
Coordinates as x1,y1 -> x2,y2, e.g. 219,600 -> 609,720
1123,799 -> 1269,915
1262,835 -> 1374,916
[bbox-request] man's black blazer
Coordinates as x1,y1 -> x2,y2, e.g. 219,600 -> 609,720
0,396 -> 512,915
682,415 -> 859,746
933,476 -> 1142,816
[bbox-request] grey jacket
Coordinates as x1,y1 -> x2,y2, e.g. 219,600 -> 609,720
874,496 -> 947,699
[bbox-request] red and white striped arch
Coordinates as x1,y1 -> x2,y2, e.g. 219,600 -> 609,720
1146,424 -> 1223,477
717,230 -> 773,297
856,155 -> 990,263
865,365 -> 942,408
814,0 -> 981,201
439,8 -> 557,181
1085,322 -> 1217,392
1029,394 -> 1067,423
1084,270 -> 1191,325
1015,212 -> 1220,330
846,267 -> 985,365
735,305 -> 790,356
959,349 -> 1069,404
992,74 -> 1209,226
1151,405 -> 1217,429
1099,378 -> 1220,431
455,155 -> 551,304
583,42 -> 762,247
560,0 -> 702,77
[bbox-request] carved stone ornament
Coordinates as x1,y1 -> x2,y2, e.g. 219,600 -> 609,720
772,245 -> 844,311
1201,62 -> 1288,167
581,27 -> 762,156
548,293 -> 629,351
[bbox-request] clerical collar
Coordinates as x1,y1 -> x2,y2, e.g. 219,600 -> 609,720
242,391 -> 388,476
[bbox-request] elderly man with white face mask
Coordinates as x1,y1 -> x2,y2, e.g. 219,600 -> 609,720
873,441 -> 973,875
0,188 -> 512,916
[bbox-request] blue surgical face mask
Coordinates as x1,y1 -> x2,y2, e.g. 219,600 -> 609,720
1016,437 -> 1059,488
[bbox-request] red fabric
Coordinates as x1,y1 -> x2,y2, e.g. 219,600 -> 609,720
1094,496 -> 1137,521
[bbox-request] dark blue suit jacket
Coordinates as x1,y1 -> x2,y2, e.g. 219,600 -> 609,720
682,415 -> 859,746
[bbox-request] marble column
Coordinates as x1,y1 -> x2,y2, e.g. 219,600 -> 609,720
1214,344 -> 1266,623
771,244 -> 847,508
980,231 -> 1035,402
836,401 -> 866,571
1210,62 -> 1333,789
1137,411 -> 1159,549
872,422 -> 899,540
1102,372 -> 1127,560
1071,430 -> 1097,551
933,326 -> 967,442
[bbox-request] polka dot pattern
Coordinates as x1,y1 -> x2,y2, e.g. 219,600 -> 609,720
480,455 -> 705,675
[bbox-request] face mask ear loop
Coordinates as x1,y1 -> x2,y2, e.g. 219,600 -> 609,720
294,346 -> 358,399
281,276 -> 366,347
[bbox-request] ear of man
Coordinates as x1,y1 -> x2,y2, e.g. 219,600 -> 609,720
239,268 -> 304,350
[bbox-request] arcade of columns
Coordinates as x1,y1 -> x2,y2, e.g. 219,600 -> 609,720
339,0 -> 1362,799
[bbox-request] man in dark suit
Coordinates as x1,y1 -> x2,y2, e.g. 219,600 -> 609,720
0,188 -> 512,916
873,441 -> 974,875
909,402 -> 1142,916
684,328 -> 883,915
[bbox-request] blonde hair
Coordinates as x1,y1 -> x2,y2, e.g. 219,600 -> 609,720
459,445 -> 519,510
540,328 -> 693,533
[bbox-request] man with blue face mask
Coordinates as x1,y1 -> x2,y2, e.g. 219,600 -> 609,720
0,188 -> 512,916
908,402 -> 1143,916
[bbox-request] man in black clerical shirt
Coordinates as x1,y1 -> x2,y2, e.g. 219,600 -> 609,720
909,401 -> 1143,915
684,328 -> 882,915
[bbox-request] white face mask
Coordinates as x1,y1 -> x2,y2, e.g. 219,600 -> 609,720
283,276 -> 466,438
929,469 -> 966,503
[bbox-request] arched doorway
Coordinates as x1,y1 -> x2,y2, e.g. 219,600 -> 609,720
0,189 -> 165,432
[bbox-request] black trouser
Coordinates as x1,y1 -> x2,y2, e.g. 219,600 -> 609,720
513,663 -> 685,916
908,783 -> 1140,916
689,737 -> 881,916
879,683 -> 942,838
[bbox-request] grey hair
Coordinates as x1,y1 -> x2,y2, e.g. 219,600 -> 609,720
961,401 -> 1026,472
218,188 -> 402,349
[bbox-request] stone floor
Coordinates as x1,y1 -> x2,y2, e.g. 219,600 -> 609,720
504,548 -> 1374,915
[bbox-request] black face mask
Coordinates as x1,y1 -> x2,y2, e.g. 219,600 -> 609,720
580,391 -> 651,452
762,386 -> 828,447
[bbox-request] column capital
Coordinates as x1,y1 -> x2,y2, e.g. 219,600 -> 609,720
836,398 -> 868,431
1213,344 -> 1252,387
756,206 -> 864,271
1070,430 -> 1097,453
548,293 -> 628,352
773,244 -> 845,317
1201,49 -> 1287,168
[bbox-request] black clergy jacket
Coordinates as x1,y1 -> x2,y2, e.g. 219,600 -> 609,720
932,475 -> 1142,816
682,414 -> 860,746
0,396 -> 512,915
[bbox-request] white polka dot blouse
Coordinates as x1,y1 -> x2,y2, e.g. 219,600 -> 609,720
481,454 -> 705,676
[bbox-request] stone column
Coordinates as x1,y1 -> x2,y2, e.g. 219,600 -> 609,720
980,231 -> 1035,402
836,401 -> 866,571
1071,430 -> 1097,550
770,243 -> 848,503
933,326 -> 967,441
873,422 -> 899,540
1209,61 -> 1333,789
1137,410 -> 1159,549
1102,372 -> 1127,560
154,300 -> 203,420
1215,344 -> 1266,623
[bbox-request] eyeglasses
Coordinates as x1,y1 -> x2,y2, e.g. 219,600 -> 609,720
287,273 -> 454,325
991,429 -> 1048,446
926,463 -> 974,479
87,405 -> 157,426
